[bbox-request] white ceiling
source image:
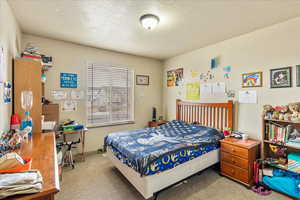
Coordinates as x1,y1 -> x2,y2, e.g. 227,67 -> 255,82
8,0 -> 300,60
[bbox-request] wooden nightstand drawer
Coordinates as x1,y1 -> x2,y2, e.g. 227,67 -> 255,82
221,143 -> 248,159
221,162 -> 249,184
221,151 -> 249,170
220,138 -> 260,187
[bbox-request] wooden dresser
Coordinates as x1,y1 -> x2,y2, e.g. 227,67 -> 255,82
8,132 -> 60,200
220,138 -> 260,187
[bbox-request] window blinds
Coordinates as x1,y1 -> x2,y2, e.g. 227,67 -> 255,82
87,64 -> 134,127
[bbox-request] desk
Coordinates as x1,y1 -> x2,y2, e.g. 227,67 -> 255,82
59,128 -> 88,161
8,132 -> 60,200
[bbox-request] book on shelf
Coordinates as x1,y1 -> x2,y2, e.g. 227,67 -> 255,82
265,122 -> 288,144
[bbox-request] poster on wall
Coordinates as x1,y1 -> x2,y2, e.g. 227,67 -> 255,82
167,68 -> 183,87
3,81 -> 12,103
0,46 -> 4,83
186,82 -> 200,100
60,73 -> 78,88
242,72 -> 262,88
270,67 -> 292,88
296,65 -> 300,87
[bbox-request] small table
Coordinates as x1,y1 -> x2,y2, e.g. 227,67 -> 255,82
59,128 -> 88,161
148,120 -> 169,128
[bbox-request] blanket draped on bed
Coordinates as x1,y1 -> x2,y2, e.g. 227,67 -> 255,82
104,120 -> 224,176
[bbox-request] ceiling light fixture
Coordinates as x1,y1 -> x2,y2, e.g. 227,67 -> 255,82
140,14 -> 160,30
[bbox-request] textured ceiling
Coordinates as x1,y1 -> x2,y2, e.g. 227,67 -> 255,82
8,0 -> 300,60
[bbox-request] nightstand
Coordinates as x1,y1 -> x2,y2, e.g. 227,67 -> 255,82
148,120 -> 169,127
220,137 -> 260,187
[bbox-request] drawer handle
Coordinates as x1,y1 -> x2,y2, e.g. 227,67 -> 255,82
231,148 -> 236,152
231,158 -> 235,163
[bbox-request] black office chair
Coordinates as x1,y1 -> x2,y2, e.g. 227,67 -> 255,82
56,132 -> 81,169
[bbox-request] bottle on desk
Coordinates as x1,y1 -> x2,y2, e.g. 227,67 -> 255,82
21,112 -> 33,137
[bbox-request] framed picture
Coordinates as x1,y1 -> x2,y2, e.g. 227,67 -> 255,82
242,72 -> 263,88
296,65 -> 300,87
136,75 -> 149,85
270,67 -> 292,88
167,68 -> 183,87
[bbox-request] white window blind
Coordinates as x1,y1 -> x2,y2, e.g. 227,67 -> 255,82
87,64 -> 134,127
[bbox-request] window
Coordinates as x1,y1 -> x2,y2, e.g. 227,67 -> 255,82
87,64 -> 134,127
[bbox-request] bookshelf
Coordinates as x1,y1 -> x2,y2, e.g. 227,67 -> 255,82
262,118 -> 300,199
262,118 -> 300,171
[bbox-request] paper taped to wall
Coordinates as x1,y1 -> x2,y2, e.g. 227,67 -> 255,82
51,90 -> 67,100
212,82 -> 225,98
238,90 -> 257,103
62,100 -> 77,112
200,83 -> 212,98
71,90 -> 84,100
186,82 -> 200,100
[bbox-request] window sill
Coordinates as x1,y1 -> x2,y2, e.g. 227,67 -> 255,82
87,121 -> 135,128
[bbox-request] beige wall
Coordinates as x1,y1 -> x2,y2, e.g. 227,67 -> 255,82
163,17 -> 300,140
0,0 -> 21,133
22,34 -> 163,151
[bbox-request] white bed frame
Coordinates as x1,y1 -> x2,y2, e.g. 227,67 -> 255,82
107,147 -> 219,199
106,100 -> 234,199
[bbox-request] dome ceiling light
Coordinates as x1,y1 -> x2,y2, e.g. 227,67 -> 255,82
140,14 -> 160,30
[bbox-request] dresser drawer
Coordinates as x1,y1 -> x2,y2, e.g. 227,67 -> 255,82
221,151 -> 249,170
221,162 -> 249,184
221,143 -> 248,159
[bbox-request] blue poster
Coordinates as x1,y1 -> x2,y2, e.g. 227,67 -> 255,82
4,81 -> 12,103
60,73 -> 77,88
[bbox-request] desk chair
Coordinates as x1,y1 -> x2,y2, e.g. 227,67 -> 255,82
57,131 -> 81,169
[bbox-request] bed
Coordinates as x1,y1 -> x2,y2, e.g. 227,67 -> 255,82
105,99 -> 234,199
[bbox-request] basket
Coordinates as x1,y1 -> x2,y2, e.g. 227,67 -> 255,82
0,157 -> 32,173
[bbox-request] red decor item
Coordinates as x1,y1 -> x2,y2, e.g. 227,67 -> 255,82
223,130 -> 230,137
0,157 -> 32,173
10,114 -> 21,130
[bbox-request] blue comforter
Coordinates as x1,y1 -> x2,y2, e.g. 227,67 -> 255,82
104,120 -> 223,176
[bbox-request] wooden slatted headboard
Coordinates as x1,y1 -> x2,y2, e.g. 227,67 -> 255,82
176,99 -> 233,131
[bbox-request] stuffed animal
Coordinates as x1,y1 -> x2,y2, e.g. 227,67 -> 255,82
263,105 -> 274,119
288,102 -> 300,121
272,111 -> 280,120
284,113 -> 292,121
281,105 -> 289,113
276,105 -> 290,120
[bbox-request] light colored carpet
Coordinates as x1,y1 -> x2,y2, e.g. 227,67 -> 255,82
56,153 -> 289,200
